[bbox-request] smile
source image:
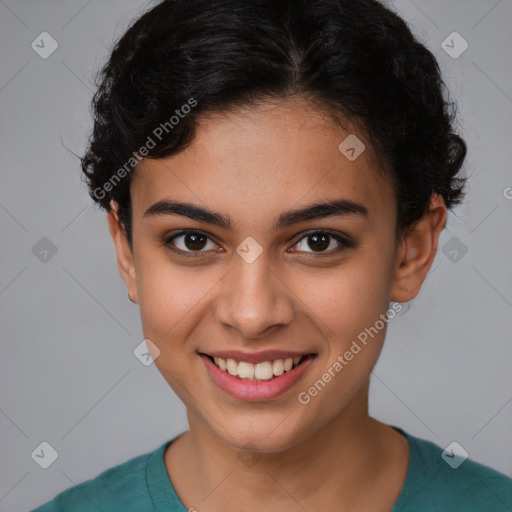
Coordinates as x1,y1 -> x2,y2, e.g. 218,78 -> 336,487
199,351 -> 316,401
206,355 -> 305,381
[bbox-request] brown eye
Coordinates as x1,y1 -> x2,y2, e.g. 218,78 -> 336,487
290,231 -> 352,254
163,229 -> 353,258
181,232 -> 208,251
163,230 -> 218,254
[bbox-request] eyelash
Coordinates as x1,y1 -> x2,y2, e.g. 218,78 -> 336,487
161,229 -> 354,258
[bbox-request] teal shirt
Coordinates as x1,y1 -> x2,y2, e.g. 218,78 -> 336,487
31,427 -> 512,511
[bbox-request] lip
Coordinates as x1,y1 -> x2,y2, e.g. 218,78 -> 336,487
202,350 -> 312,365
200,353 -> 315,402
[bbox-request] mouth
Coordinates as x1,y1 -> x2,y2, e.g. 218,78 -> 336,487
199,351 -> 316,402
201,353 -> 311,382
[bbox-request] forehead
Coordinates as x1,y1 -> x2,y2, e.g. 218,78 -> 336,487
130,97 -> 395,230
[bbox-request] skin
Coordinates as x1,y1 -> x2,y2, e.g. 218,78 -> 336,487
108,96 -> 446,511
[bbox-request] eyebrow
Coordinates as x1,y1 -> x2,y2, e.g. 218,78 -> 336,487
143,198 -> 368,231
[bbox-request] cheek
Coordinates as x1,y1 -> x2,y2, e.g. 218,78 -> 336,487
135,251 -> 212,353
299,247 -> 397,398
295,258 -> 395,413
308,256 -> 394,341
135,261 -> 213,400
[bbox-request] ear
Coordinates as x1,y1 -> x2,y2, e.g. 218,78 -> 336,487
107,200 -> 138,303
390,194 -> 447,303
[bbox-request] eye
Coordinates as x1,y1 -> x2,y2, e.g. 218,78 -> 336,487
163,230 -> 220,256
289,230 -> 352,255
162,229 -> 353,258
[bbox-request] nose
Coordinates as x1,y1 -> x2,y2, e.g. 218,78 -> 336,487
214,251 -> 294,339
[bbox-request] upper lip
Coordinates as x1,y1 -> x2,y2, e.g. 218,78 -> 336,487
200,350 -> 315,365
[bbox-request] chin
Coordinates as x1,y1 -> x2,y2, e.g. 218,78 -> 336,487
209,411 -> 315,455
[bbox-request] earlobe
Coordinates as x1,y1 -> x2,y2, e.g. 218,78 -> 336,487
108,200 -> 138,303
390,194 -> 447,303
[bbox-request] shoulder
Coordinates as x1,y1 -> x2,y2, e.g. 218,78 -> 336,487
394,427 -> 512,512
30,443 -> 166,512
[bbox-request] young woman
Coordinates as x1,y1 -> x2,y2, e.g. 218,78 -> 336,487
32,0 -> 512,510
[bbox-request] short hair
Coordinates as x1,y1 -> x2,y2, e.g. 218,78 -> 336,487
81,0 -> 467,247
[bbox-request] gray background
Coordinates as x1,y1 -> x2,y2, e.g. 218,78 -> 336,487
0,0 -> 511,510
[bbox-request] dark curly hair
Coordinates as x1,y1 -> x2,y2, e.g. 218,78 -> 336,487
81,0 -> 467,249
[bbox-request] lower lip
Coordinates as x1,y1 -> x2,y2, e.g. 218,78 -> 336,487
200,354 -> 315,402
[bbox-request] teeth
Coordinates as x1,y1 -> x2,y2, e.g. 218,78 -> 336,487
237,361 -> 255,380
254,361 -> 273,380
210,355 -> 306,381
272,359 -> 284,376
226,358 -> 238,376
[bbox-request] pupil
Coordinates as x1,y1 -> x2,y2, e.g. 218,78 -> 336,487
186,233 -> 207,250
309,233 -> 329,252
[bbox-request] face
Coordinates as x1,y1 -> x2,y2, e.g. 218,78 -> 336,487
109,97 -> 442,453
